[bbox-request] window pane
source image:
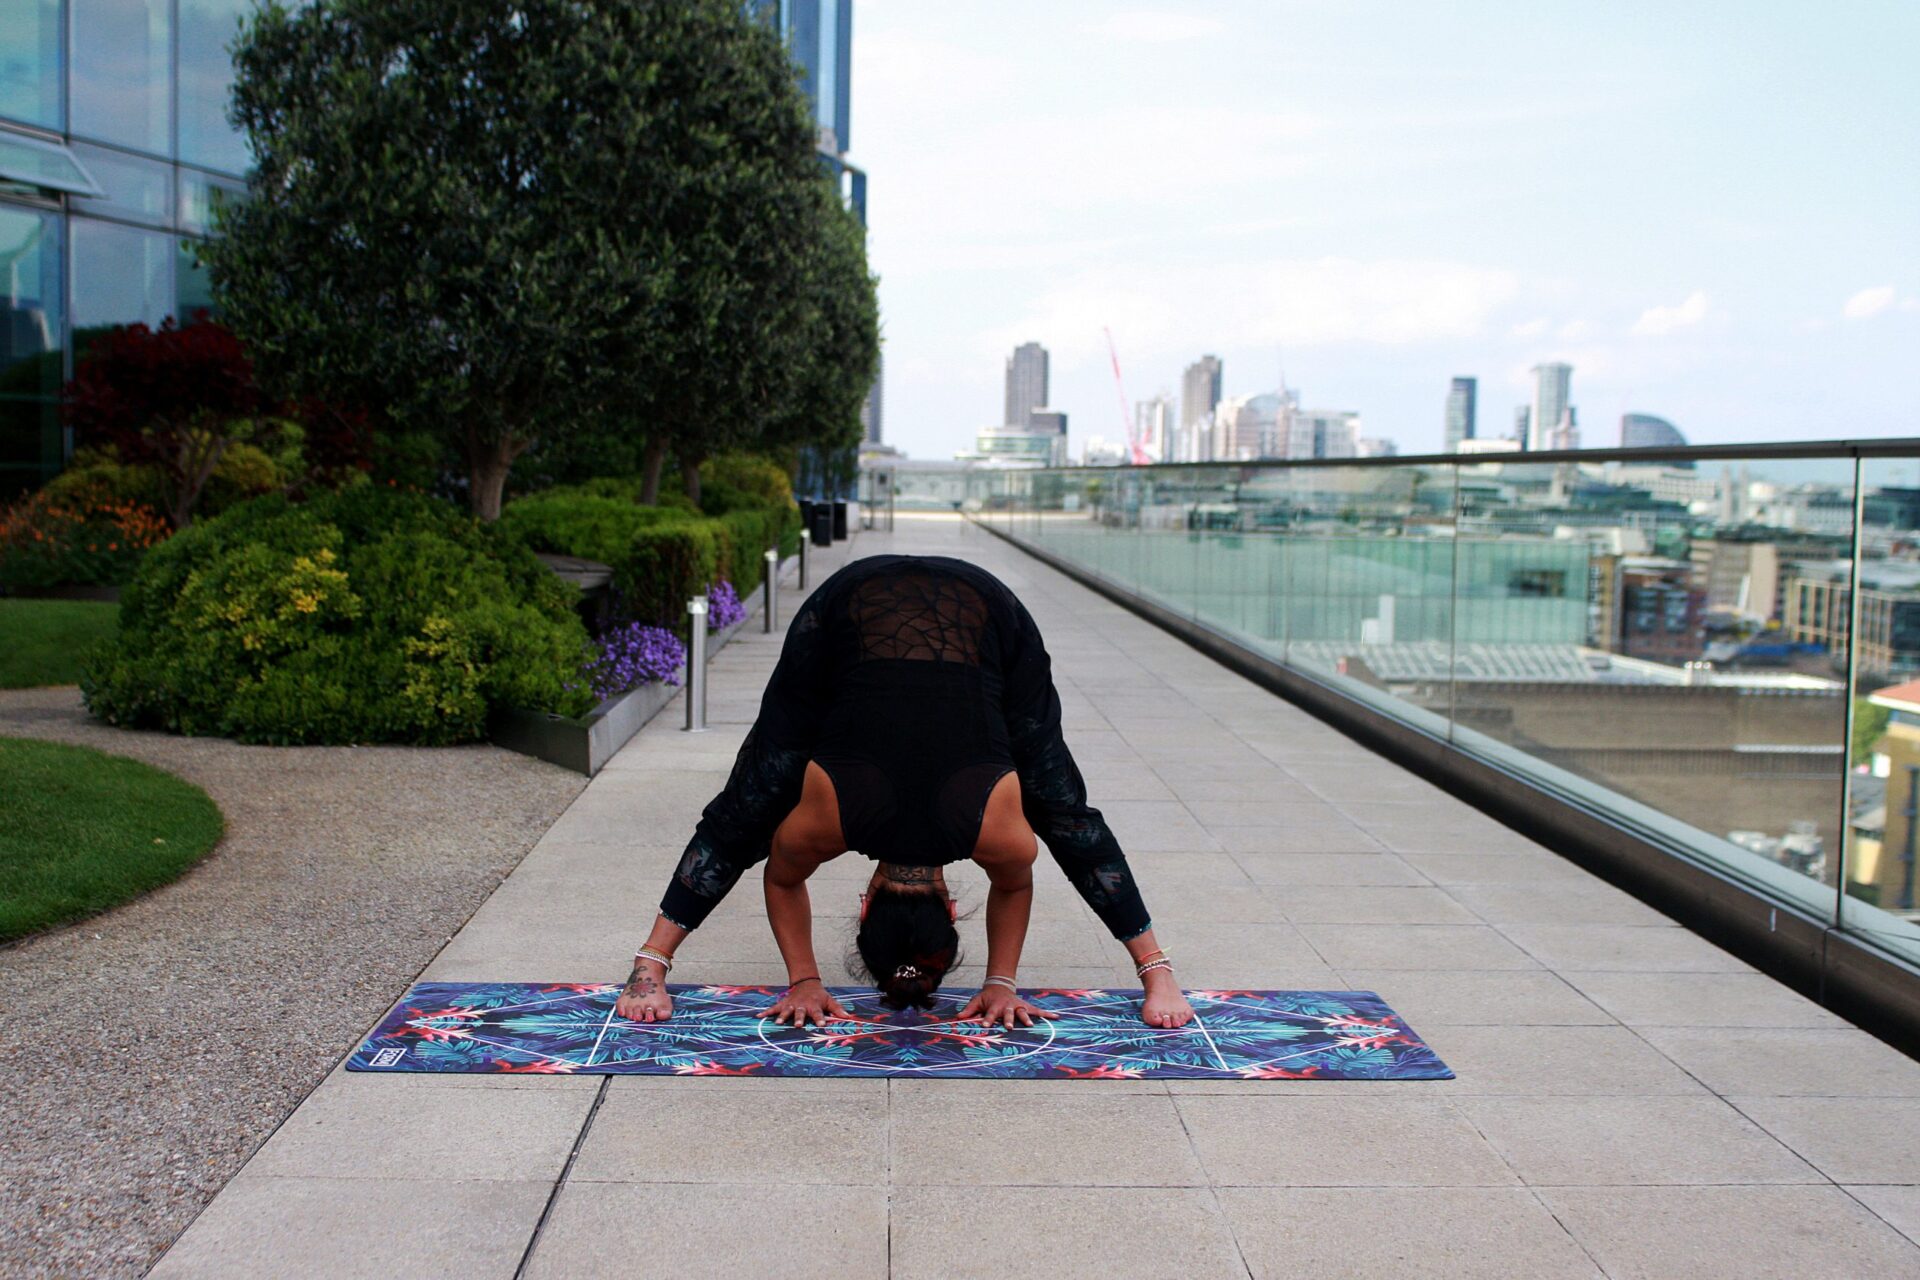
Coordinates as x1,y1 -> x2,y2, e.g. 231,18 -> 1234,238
179,0 -> 252,174
0,0 -> 63,130
176,236 -> 214,323
70,141 -> 172,226
0,204 -> 63,395
70,0 -> 171,155
0,203 -> 63,496
0,131 -> 103,196
177,166 -> 243,235
0,395 -> 63,498
71,218 -> 173,350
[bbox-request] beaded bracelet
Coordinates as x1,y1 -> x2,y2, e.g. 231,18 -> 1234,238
636,944 -> 674,972
1137,958 -> 1174,978
982,975 -> 1018,991
1133,951 -> 1171,976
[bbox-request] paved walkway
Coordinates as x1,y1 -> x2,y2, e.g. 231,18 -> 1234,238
154,513 -> 1920,1279
0,690 -> 583,1280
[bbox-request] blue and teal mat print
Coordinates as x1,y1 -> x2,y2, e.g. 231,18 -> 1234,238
346,983 -> 1452,1080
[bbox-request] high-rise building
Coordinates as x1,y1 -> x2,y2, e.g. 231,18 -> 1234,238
1004,341 -> 1048,428
1288,407 -> 1360,460
1,0 -> 254,496
1133,394 -> 1173,462
1621,413 -> 1687,451
1029,408 -> 1068,465
1514,405 -> 1531,445
860,350 -> 884,445
1180,355 -> 1222,460
1528,362 -> 1573,452
1444,377 -> 1477,452
756,0 -> 865,220
758,1 -> 874,493
1545,406 -> 1580,451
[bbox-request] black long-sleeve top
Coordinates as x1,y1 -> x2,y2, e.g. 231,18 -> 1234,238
659,553 -> 1153,940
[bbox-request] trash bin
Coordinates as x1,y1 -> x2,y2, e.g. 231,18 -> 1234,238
831,500 -> 848,541
810,502 -> 833,547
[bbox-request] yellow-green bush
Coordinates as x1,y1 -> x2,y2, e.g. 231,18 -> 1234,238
81,487 -> 594,744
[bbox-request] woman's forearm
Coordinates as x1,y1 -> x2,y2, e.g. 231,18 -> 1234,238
983,882 -> 1033,980
763,878 -> 821,982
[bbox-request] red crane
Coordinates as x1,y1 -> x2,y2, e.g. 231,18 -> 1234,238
1104,327 -> 1151,465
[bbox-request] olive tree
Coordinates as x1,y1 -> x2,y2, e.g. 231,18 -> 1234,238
206,0 -> 827,519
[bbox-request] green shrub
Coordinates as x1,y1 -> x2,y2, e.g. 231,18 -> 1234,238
699,451 -> 793,509
81,487 -> 594,744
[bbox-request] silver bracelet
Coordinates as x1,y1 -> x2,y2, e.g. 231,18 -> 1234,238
636,945 -> 674,972
982,974 -> 1018,991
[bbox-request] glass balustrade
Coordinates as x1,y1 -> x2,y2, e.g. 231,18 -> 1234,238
879,445 -> 1920,974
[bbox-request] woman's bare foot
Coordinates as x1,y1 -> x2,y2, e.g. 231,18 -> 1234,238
1140,970 -> 1194,1028
613,956 -> 672,1022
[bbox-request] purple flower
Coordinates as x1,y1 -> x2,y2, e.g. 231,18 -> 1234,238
707,580 -> 747,630
581,623 -> 686,702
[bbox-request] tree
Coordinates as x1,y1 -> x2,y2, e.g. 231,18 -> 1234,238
758,187 -> 881,500
206,0 -> 827,520
62,319 -> 277,529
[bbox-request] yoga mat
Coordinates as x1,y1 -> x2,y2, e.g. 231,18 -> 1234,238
347,983 -> 1452,1080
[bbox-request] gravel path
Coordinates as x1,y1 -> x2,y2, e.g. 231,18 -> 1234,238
0,687 -> 587,1279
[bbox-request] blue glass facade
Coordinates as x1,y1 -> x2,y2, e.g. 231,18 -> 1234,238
757,0 -> 865,223
0,0 -> 250,496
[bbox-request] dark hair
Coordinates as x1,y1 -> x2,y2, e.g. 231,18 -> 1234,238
851,884 -> 960,1011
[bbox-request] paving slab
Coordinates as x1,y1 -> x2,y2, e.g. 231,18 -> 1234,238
1217,1187 -> 1604,1279
890,1186 -> 1247,1280
524,1183 -> 887,1279
1540,1185 -> 1920,1279
1454,1095 -> 1823,1185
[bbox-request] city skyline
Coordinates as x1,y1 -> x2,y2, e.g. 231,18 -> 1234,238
854,2 -> 1920,464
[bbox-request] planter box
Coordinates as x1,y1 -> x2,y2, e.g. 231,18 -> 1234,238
488,613 -> 750,776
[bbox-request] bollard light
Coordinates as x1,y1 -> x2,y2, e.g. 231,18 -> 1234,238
798,529 -> 808,590
684,595 -> 708,733
763,548 -> 779,632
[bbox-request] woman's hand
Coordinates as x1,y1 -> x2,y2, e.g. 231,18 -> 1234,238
1140,970 -> 1194,1029
614,956 -> 673,1023
759,977 -> 851,1029
957,984 -> 1060,1029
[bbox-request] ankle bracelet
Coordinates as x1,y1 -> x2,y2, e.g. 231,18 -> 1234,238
636,944 -> 674,972
1136,957 -> 1173,978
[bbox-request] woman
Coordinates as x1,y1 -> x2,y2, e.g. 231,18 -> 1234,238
612,552 -> 1193,1030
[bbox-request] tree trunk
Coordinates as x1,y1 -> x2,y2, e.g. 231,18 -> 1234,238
638,437 -> 669,506
469,434 -> 519,522
682,456 -> 703,508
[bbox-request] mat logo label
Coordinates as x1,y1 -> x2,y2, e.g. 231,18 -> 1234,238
369,1047 -> 407,1067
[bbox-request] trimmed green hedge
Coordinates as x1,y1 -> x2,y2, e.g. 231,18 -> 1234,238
501,453 -> 800,627
81,485 -> 596,744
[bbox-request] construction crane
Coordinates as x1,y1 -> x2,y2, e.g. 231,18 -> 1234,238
1104,326 -> 1151,465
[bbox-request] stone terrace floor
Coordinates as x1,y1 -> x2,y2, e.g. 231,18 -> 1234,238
153,512 -> 1920,1279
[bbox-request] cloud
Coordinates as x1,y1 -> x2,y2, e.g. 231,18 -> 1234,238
1510,317 -> 1550,338
1632,290 -> 1710,336
1844,285 -> 1897,320
1088,11 -> 1226,42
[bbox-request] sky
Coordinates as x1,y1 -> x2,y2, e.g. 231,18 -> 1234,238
849,1 -> 1920,462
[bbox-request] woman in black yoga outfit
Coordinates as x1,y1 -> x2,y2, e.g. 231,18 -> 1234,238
612,553 -> 1194,1030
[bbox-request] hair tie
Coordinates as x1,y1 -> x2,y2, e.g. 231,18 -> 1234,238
894,963 -> 923,981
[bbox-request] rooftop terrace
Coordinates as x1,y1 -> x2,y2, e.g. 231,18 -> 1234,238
155,512 -> 1920,1278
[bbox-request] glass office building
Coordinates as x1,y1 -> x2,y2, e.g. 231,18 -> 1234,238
1,0 -> 252,497
754,0 -> 864,222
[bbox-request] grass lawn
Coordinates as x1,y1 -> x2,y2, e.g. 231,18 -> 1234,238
0,598 -> 119,689
0,737 -> 224,943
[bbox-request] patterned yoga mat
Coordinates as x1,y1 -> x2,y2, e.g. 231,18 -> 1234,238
346,983 -> 1452,1080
